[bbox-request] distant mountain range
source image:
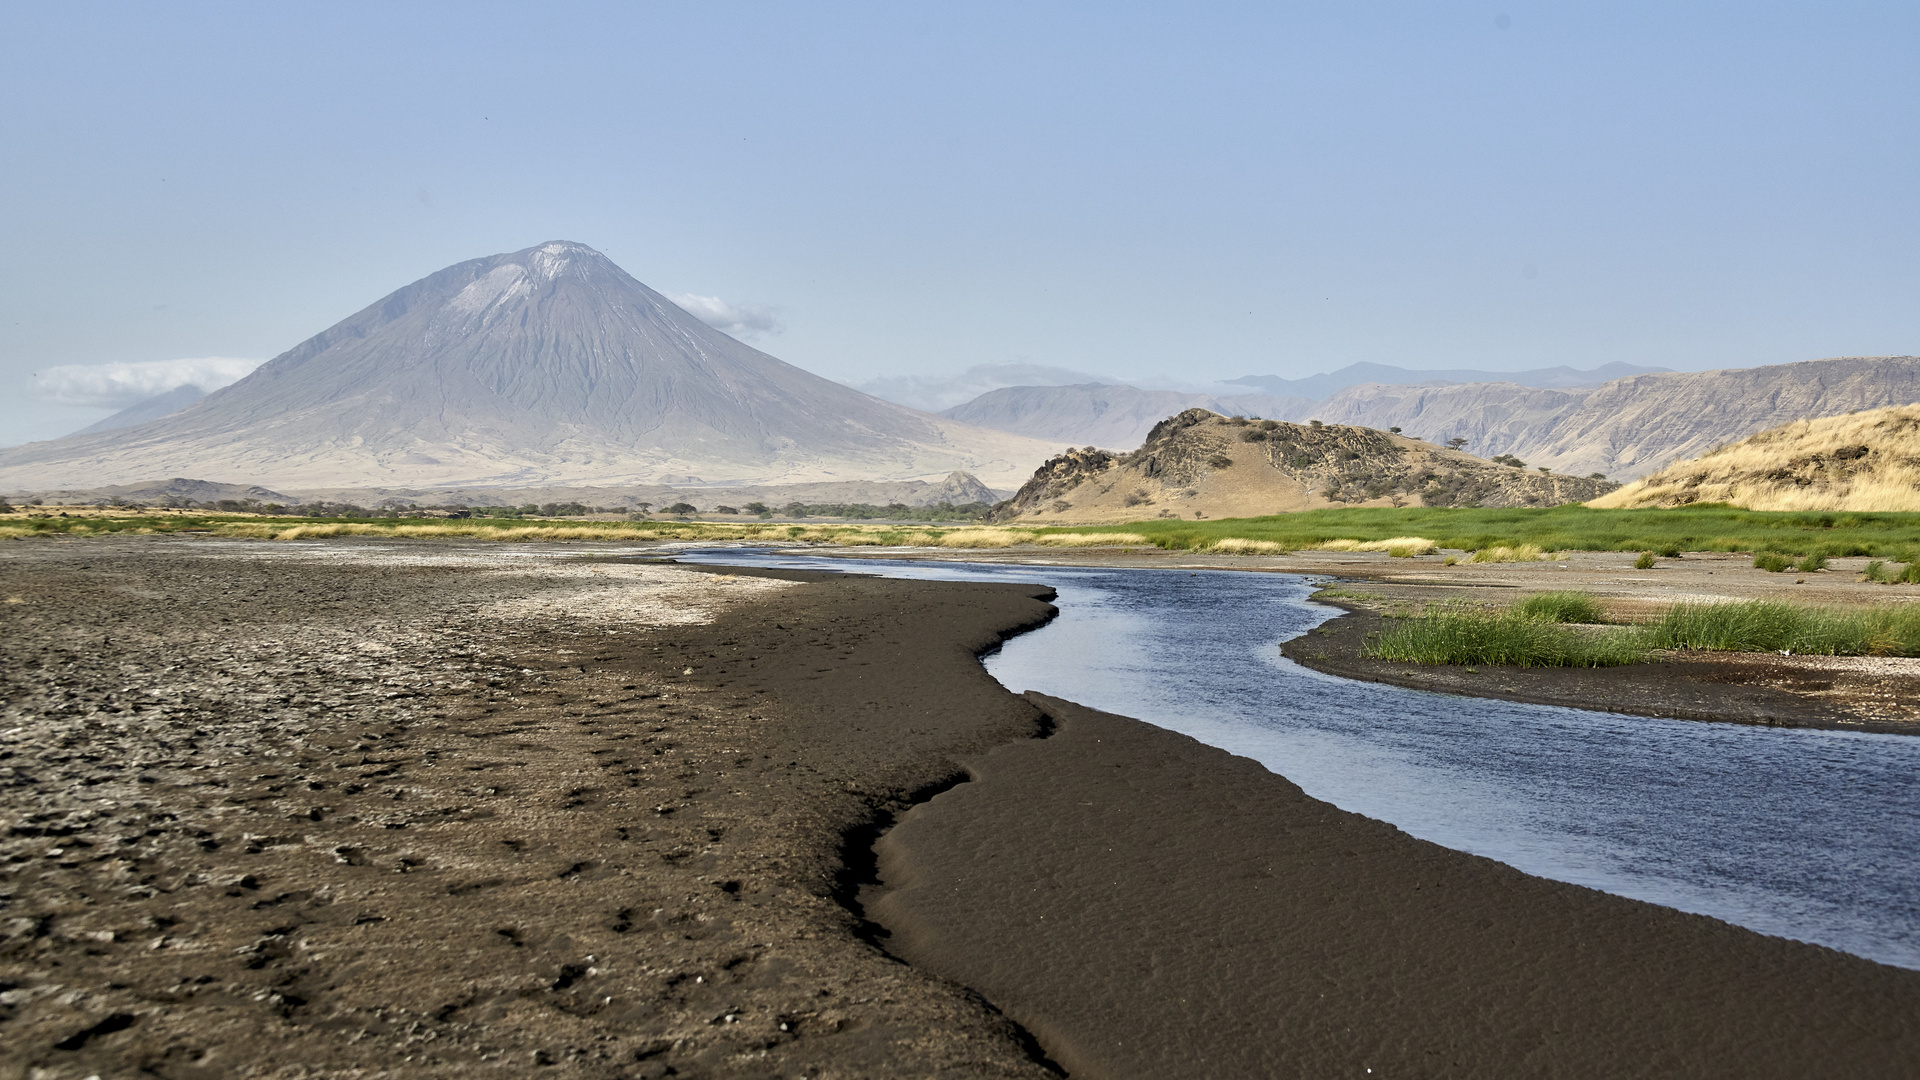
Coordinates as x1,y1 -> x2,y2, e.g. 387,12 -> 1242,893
0,242 -> 1062,492
943,356 -> 1920,481
1221,361 -> 1671,401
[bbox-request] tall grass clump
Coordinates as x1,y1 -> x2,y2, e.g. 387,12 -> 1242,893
1367,609 -> 1645,667
1634,551 -> 1657,569
1753,552 -> 1792,572
1469,544 -> 1549,563
1642,600 -> 1920,656
1513,591 -> 1605,624
1317,536 -> 1438,555
1209,537 -> 1289,555
1795,553 -> 1828,572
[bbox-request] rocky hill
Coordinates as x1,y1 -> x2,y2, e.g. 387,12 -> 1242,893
0,242 -> 1062,491
1590,405 -> 1920,512
989,409 -> 1618,523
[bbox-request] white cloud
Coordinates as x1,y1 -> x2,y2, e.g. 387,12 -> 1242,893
666,293 -> 784,340
26,356 -> 263,408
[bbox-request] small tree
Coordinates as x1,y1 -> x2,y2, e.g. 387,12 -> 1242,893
1388,426 -> 1402,434
665,502 -> 698,515
743,502 -> 769,515
1445,437 -> 1469,451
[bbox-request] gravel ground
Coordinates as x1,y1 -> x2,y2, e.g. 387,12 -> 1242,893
0,536 -> 1060,1079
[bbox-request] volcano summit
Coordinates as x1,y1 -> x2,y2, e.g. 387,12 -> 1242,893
0,242 -> 1060,491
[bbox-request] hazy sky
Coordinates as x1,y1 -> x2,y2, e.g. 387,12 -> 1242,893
3,2 -> 1917,443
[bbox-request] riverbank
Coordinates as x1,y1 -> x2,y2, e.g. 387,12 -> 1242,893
6,536 -> 1919,1077
805,543 -> 1920,732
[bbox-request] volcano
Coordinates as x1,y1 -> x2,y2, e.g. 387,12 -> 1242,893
0,242 -> 1060,491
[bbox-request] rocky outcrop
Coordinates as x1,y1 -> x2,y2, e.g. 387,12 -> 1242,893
990,409 -> 1618,523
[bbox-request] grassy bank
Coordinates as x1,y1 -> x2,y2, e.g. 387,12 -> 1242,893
1048,504 -> 1920,558
15,502 -> 1920,561
1366,593 -> 1920,667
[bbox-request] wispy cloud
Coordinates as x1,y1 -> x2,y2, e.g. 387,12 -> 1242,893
856,363 -> 1114,413
666,293 -> 784,340
27,357 -> 263,408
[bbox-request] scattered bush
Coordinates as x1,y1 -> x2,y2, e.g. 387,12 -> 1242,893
1634,551 -> 1657,569
1209,454 -> 1235,468
1754,552 -> 1792,572
1514,591 -> 1605,624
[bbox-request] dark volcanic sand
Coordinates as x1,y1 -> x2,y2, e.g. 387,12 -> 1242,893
872,694 -> 1920,1078
1283,600 -> 1920,734
5,538 -> 1919,1078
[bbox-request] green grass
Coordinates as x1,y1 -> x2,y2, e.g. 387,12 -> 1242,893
1642,600 -> 1920,656
1513,591 -> 1605,623
1369,596 -> 1920,667
1367,609 -> 1647,667
1634,551 -> 1657,569
1754,552 -> 1792,572
1037,504 -> 1920,557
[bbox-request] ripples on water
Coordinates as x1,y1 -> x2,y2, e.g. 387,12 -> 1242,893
677,549 -> 1920,969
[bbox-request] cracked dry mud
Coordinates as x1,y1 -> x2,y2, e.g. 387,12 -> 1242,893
0,538 -> 1061,1079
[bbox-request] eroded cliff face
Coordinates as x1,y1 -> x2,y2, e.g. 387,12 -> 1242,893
990,409 -> 1619,523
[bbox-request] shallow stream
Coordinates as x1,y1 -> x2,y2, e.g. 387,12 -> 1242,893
680,548 -> 1920,970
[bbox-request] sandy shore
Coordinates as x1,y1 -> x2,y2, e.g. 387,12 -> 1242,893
5,536 -> 1919,1077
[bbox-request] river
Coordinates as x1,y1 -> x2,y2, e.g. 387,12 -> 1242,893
677,548 -> 1920,970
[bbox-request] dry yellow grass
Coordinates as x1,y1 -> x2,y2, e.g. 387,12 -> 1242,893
1468,544 -> 1552,563
1593,404 -> 1920,511
1207,537 -> 1291,555
1316,536 -> 1438,555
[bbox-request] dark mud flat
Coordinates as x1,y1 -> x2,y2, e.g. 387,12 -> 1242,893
873,694 -> 1920,1078
0,538 -> 1062,1078
1284,601 -> 1920,734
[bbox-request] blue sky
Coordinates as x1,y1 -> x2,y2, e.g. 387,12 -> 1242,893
3,1 -> 1916,443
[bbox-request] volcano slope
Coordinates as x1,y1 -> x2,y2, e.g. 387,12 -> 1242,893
0,242 -> 1059,492
990,408 -> 1619,523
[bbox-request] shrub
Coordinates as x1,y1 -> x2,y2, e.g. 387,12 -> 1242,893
1367,610 -> 1645,667
1754,552 -> 1792,572
1209,454 -> 1234,468
1865,560 -> 1888,582
1796,553 -> 1828,572
1634,551 -> 1657,569
1514,591 -> 1605,624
